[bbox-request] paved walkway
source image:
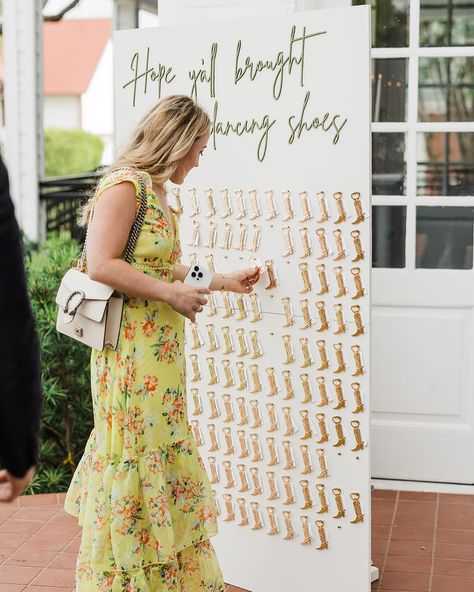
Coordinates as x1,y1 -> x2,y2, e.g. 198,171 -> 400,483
0,489 -> 473,591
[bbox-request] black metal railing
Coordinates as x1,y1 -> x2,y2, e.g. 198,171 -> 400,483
39,170 -> 103,242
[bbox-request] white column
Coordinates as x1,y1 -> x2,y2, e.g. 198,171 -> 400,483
3,0 -> 44,241
114,0 -> 139,30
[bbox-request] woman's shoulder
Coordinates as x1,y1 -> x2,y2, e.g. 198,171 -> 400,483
96,167 -> 152,198
99,167 -> 151,188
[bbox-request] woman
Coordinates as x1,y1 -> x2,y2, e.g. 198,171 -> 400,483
65,95 -> 260,591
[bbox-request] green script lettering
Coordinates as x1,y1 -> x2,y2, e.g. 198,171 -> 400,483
288,91 -> 348,146
211,100 -> 276,162
234,25 -> 326,100
122,47 -> 176,107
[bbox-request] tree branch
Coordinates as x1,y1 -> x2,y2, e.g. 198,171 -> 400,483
43,0 -> 82,22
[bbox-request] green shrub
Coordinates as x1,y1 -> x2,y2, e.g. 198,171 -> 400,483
44,128 -> 104,177
24,233 -> 93,493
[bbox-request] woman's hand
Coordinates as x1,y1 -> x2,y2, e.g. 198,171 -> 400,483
168,280 -> 210,322
224,266 -> 261,294
0,467 -> 35,503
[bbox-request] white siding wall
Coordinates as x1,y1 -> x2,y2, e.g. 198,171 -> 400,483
44,95 -> 82,129
159,0 -> 295,25
81,40 -> 114,163
158,0 -> 352,24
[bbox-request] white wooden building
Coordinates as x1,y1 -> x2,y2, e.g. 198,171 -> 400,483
3,0 -> 474,490
41,19 -> 113,161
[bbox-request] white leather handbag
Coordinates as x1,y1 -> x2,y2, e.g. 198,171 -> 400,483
55,168 -> 148,351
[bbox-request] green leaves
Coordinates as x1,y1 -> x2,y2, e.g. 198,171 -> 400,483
44,128 -> 104,177
24,232 -> 93,494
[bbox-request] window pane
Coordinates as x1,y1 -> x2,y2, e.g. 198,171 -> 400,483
420,1 -> 474,47
417,132 -> 474,195
352,0 -> 409,47
419,57 -> 474,122
372,205 -> 406,268
373,58 -> 408,122
416,206 -> 474,269
373,133 -> 407,195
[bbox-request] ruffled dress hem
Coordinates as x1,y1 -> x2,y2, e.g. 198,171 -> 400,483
64,430 -> 219,571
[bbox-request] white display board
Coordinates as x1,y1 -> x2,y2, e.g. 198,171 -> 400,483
114,6 -> 371,591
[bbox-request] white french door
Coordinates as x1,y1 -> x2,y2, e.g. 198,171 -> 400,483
370,0 -> 474,484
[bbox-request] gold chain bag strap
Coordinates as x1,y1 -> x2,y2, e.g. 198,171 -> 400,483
55,167 -> 148,351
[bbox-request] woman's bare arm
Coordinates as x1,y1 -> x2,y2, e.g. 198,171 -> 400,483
86,182 -> 209,321
172,263 -> 190,283
172,262 -> 231,291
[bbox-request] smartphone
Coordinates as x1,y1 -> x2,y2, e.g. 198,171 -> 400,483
183,264 -> 213,288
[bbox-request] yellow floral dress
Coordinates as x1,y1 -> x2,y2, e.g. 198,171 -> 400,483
65,169 -> 225,592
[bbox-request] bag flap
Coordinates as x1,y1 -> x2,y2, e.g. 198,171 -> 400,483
55,269 -> 115,323
61,269 -> 115,300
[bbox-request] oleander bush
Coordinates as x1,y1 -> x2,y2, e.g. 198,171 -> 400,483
24,232 -> 92,493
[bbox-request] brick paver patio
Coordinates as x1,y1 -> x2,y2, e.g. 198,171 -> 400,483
0,488 -> 473,591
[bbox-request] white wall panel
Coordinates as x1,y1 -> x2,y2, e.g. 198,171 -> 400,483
372,308 -> 470,418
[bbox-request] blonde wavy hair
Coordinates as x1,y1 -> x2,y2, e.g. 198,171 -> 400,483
81,95 -> 210,225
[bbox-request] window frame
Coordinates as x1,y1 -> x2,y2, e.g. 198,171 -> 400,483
371,0 -> 474,271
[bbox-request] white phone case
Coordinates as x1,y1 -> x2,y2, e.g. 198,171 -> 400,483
184,264 -> 213,288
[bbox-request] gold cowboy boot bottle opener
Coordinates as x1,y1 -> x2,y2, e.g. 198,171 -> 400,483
267,506 -> 279,535
223,426 -> 235,455
282,440 -> 294,469
300,479 -> 313,510
301,515 -> 312,545
283,511 -> 295,540
351,382 -> 365,414
351,191 -> 365,224
333,229 -> 346,260
350,492 -> 364,523
220,187 -> 232,218
223,460 -> 235,489
238,464 -> 250,492
188,187 -> 199,216
315,520 -> 329,550
316,264 -> 329,295
208,456 -> 219,484
316,448 -> 329,478
351,230 -> 365,262
266,367 -> 279,397
267,437 -> 279,466
300,444 -> 312,474
316,191 -> 329,223
205,188 -> 217,217
267,471 -> 279,500
332,416 -> 346,447
316,484 -> 329,514
237,498 -> 249,526
299,262 -> 312,293
351,305 -> 364,336
316,376 -> 329,407
333,191 -> 347,223
237,430 -> 249,458
299,190 -> 313,222
300,373 -> 313,404
249,189 -> 262,220
265,189 -> 278,220
332,488 -> 345,518
332,378 -> 346,409
223,494 -> 235,521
